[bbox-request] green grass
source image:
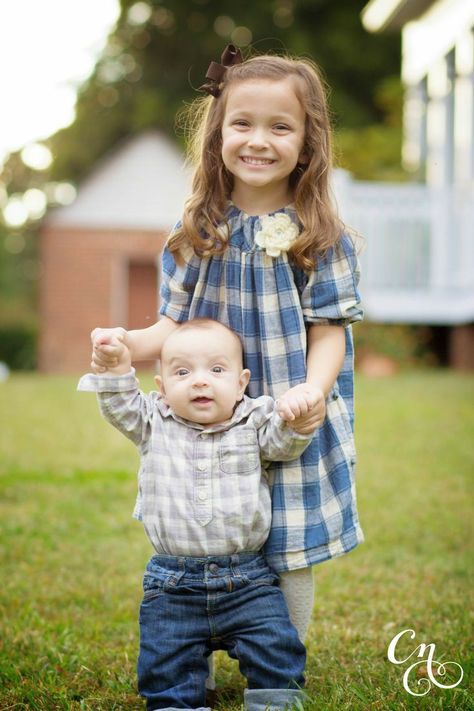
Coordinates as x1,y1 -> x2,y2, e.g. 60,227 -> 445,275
1,370 -> 473,710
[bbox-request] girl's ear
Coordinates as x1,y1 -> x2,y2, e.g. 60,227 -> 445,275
237,368 -> 251,401
297,151 -> 310,165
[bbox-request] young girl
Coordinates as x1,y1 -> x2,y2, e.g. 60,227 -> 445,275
92,45 -> 363,660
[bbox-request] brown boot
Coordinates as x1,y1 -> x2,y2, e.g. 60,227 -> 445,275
205,688 -> 218,708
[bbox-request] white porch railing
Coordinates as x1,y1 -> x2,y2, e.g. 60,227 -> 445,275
333,171 -> 474,324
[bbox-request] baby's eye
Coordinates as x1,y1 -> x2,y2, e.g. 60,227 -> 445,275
211,366 -> 224,373
176,368 -> 189,377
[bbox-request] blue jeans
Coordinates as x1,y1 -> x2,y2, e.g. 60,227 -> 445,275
137,552 -> 306,711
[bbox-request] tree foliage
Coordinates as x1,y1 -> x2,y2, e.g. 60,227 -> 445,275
48,0 -> 401,182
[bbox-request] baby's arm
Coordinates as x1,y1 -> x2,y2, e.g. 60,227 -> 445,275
256,400 -> 313,464
77,368 -> 157,447
91,317 -> 179,372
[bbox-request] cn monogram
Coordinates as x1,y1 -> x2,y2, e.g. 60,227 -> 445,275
387,628 -> 464,697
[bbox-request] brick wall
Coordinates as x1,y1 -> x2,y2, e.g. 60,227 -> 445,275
39,226 -> 167,373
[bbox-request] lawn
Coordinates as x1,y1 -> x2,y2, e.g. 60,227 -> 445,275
0,370 -> 473,710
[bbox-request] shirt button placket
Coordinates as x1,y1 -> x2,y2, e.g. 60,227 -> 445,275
194,434 -> 212,525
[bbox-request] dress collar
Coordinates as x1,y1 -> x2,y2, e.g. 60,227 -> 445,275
226,200 -> 296,221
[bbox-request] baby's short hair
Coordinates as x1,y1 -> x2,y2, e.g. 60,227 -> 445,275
180,318 -> 242,351
164,318 -> 244,362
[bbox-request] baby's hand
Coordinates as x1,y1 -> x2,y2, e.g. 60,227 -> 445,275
276,383 -> 326,435
91,327 -> 129,373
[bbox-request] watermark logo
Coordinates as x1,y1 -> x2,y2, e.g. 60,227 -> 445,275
387,628 -> 464,697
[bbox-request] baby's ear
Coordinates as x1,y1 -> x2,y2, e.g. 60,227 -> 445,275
154,375 -> 166,398
237,368 -> 251,400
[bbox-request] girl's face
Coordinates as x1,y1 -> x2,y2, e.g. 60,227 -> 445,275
221,77 -> 307,204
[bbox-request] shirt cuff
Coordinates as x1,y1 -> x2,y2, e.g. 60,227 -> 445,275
77,368 -> 137,393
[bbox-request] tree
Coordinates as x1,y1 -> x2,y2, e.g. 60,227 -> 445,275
48,0 -> 401,182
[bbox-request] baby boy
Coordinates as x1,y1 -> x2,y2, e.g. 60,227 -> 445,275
78,318 -> 317,711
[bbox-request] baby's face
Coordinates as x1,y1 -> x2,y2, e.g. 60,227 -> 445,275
156,326 -> 250,426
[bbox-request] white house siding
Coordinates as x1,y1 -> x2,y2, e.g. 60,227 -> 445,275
359,0 -> 474,335
397,0 -> 474,187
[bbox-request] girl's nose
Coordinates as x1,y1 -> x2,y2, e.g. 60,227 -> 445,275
247,129 -> 269,148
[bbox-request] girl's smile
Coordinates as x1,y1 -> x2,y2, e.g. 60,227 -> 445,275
221,77 -> 307,212
240,157 -> 276,165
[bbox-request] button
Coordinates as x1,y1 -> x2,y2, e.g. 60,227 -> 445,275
197,461 -> 207,471
209,563 -> 219,573
200,433 -> 208,439
198,490 -> 208,501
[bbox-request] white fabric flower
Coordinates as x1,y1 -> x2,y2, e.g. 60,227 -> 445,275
254,213 -> 299,257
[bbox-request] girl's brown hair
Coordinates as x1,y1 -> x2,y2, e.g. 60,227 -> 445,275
169,53 -> 344,270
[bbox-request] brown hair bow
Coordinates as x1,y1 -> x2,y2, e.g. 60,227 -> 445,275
200,44 -> 243,97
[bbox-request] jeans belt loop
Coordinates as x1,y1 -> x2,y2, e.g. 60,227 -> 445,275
230,553 -> 241,572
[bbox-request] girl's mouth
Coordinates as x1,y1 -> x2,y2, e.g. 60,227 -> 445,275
240,156 -> 275,165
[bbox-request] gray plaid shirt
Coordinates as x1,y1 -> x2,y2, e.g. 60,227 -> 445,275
78,370 -> 312,556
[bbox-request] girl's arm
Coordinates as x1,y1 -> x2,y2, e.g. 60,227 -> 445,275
91,316 -> 179,371
279,324 -> 345,434
127,317 -> 180,360
306,324 -> 346,395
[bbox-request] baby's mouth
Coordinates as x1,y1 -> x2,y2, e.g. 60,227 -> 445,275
192,397 -> 213,404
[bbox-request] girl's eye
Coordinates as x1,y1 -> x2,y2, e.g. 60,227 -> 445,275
274,124 -> 290,131
233,120 -> 249,128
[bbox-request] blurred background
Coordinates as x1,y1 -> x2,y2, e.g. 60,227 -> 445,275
0,0 -> 473,375
1,4 -> 473,708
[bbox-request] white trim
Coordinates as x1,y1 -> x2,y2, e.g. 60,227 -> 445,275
363,289 -> 474,324
402,1 -> 474,84
362,0 -> 407,31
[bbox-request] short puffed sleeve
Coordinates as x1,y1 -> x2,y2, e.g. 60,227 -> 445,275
299,232 -> 363,326
159,227 -> 201,323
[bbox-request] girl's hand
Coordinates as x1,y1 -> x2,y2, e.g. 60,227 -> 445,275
276,383 -> 326,435
91,327 -> 129,373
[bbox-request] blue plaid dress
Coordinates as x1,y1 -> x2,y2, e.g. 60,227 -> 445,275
160,203 -> 364,572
